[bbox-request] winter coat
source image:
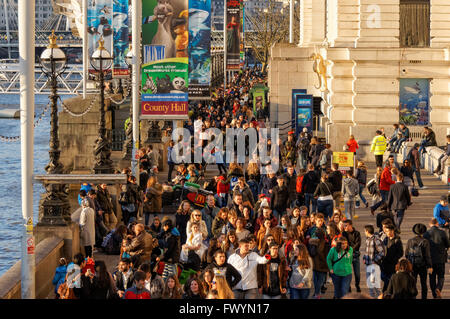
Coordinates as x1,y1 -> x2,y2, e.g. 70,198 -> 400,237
385,271 -> 418,299
342,229 -> 361,256
309,239 -> 330,273
176,212 -> 191,244
381,236 -> 404,275
424,226 -> 450,265
342,177 -> 359,200
387,182 -> 412,211
80,207 -> 96,247
346,139 -> 359,153
52,265 -> 67,294
259,174 -> 277,197
301,170 -> 320,194
328,170 -> 343,193
433,203 -> 450,227
270,184 -> 289,213
233,184 -> 256,208
283,172 -> 298,205
96,186 -> 114,214
123,231 -> 154,263
379,166 -> 395,192
161,230 -> 181,264
355,168 -> 367,186
145,184 -> 163,213
309,144 -> 325,168
313,181 -> 334,198
216,175 -> 230,195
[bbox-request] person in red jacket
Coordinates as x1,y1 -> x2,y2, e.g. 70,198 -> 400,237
346,135 -> 359,155
123,270 -> 151,299
296,168 -> 306,207
216,174 -> 230,208
370,164 -> 395,215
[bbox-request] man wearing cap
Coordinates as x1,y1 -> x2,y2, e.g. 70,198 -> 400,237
228,238 -> 270,299
424,218 -> 450,299
405,223 -> 433,299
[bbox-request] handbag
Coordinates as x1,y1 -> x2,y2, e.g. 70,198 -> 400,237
411,187 -> 419,197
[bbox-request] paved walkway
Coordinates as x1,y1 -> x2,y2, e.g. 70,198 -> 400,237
61,162 -> 448,300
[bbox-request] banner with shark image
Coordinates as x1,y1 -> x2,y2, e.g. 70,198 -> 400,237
225,0 -> 241,70
87,0 -> 114,77
188,0 -> 211,99
141,0 -> 189,119
399,78 -> 430,126
112,0 -> 130,78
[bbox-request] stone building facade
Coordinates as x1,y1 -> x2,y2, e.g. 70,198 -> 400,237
269,0 -> 450,153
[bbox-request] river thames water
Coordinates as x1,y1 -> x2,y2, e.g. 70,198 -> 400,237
0,94 -> 73,276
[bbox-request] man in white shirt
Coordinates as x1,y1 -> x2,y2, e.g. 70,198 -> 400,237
227,238 -> 270,299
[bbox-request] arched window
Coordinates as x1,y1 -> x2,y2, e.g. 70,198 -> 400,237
400,0 -> 430,47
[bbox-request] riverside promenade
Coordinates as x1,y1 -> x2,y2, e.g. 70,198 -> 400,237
44,161 -> 449,299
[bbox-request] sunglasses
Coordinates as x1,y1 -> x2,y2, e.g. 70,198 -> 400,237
194,214 -> 201,217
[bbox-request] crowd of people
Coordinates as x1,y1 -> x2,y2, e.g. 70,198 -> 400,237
52,67 -> 450,300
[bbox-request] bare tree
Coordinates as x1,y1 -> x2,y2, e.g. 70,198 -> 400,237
245,0 -> 299,73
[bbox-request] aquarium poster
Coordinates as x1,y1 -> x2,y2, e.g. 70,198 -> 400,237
226,0 -> 241,70
141,0 -> 189,119
292,92 -> 313,135
188,0 -> 212,99
399,79 -> 430,126
112,0 -> 129,78
87,0 -> 113,76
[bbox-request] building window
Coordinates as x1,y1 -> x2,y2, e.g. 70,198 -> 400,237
400,0 -> 430,47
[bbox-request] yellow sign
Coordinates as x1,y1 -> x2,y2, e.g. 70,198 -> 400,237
26,218 -> 33,233
333,152 -> 354,168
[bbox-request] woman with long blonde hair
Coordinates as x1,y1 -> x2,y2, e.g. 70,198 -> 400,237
212,275 -> 235,299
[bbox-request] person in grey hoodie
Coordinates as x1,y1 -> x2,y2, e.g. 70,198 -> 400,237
342,169 -> 360,220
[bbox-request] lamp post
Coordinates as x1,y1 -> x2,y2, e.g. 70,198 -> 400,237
91,37 -> 114,174
38,30 -> 71,225
122,47 -> 133,161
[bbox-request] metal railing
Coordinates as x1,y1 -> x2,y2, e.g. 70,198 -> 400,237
0,63 -> 91,95
111,129 -> 126,152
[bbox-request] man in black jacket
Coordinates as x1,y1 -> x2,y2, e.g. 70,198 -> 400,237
205,250 -> 242,289
405,223 -> 433,300
114,258 -> 135,299
387,173 -> 412,230
270,175 -> 289,221
424,218 -> 450,298
160,219 -> 180,264
328,163 -> 343,208
342,219 -> 361,292
380,223 -> 403,292
301,164 -> 320,214
283,165 -> 297,209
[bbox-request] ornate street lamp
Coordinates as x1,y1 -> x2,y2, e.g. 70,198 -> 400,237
38,30 -> 71,225
91,37 -> 114,174
122,46 -> 134,161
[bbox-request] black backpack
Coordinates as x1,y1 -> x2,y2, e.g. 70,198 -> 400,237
407,240 -> 425,266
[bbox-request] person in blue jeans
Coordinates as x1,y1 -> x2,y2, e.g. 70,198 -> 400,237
301,164 -> 320,214
310,229 -> 330,299
314,174 -> 334,220
393,124 -> 410,153
288,244 -> 313,299
355,161 -> 369,208
327,237 -> 353,299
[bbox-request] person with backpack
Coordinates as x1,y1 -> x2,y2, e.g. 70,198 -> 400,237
309,228 -> 330,299
342,169 -> 360,220
405,223 -> 433,299
384,258 -> 418,299
355,161 -> 369,208
314,174 -> 335,220
328,163 -> 344,209
342,220 -> 361,293
424,218 -> 450,299
363,225 -> 385,298
387,172 -> 412,230
302,164 -> 320,214
380,223 -> 404,293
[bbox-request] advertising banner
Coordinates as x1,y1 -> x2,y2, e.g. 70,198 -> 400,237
141,0 -> 189,119
226,0 -> 241,70
399,78 -> 430,126
332,152 -> 355,171
87,0 -> 114,76
188,0 -> 212,99
292,92 -> 313,136
251,84 -> 269,116
239,1 -> 245,69
112,0 -> 130,78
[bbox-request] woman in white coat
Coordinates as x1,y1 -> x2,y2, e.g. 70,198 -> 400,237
180,222 -> 207,265
80,199 -> 96,258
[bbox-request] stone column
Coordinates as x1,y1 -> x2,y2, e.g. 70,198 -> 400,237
356,0 -> 399,48
327,0 -> 360,48
431,0 -> 450,48
299,0 -> 326,47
